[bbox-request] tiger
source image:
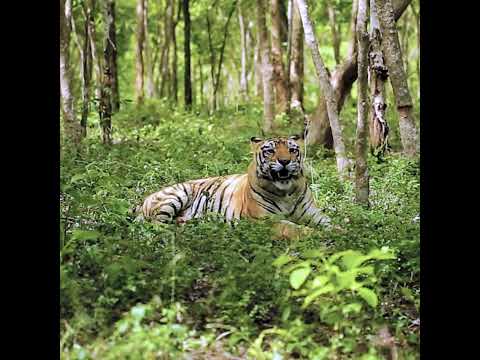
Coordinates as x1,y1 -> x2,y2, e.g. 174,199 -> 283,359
134,135 -> 331,228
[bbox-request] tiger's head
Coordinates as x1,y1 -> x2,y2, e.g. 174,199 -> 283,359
250,135 -> 304,191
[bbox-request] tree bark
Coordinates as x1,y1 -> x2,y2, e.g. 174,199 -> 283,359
160,0 -> 173,98
238,0 -> 248,101
296,0 -> 350,175
256,0 -> 275,133
135,0 -> 145,105
105,0 -> 119,112
355,0 -> 370,205
290,1 -> 304,111
368,0 -> 389,158
307,0 -> 411,147
60,0 -> 82,145
271,0 -> 289,113
183,0 -> 192,109
172,2 -> 181,104
85,0 -> 102,108
144,0 -> 155,98
254,37 -> 263,98
375,0 -> 418,156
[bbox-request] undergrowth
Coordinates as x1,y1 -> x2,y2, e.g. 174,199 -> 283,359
60,100 -> 420,359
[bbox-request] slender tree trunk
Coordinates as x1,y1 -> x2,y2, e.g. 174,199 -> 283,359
104,0 -> 119,112
375,0 -> 418,156
327,0 -> 341,65
238,0 -> 248,101
256,0 -> 275,133
271,0 -> 288,113
86,0 -> 102,107
368,0 -> 389,158
172,2 -> 181,104
290,1 -> 304,111
355,0 -> 370,205
60,0 -> 82,145
183,0 -> 192,109
160,0 -> 173,98
206,15 -> 216,110
212,4 -> 237,111
135,0 -> 145,105
307,0 -> 411,147
296,0 -> 350,175
100,0 -> 116,145
410,1 -> 420,86
144,0 -> 155,98
254,38 -> 263,98
198,56 -> 204,108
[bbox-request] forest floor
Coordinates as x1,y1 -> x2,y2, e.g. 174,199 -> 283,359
60,101 -> 420,359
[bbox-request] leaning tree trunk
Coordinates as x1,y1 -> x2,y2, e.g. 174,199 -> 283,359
238,0 -> 249,102
256,0 -> 275,133
295,0 -> 350,176
306,0 -> 411,147
271,0 -> 289,113
289,1 -> 304,112
135,0 -> 145,105
183,0 -> 192,109
355,0 -> 370,205
375,0 -> 418,157
60,0 -> 82,145
369,0 -> 389,158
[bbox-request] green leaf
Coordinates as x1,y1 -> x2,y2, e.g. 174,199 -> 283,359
71,230 -> 100,242
341,250 -> 368,269
289,266 -> 311,290
272,254 -> 293,268
302,283 -> 335,308
357,287 -> 378,308
311,275 -> 329,288
336,271 -> 357,289
70,173 -> 87,184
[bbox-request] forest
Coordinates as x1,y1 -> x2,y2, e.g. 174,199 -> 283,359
60,0 -> 420,358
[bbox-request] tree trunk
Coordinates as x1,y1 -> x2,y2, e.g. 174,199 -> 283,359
105,0 -> 119,112
144,0 -> 155,98
238,0 -> 249,102
172,2 -> 181,104
183,0 -> 192,109
375,0 -> 418,156
271,0 -> 288,113
86,0 -> 102,108
296,0 -> 350,176
135,0 -> 145,105
355,0 -> 370,205
327,0 -> 341,65
100,0 -> 116,145
290,1 -> 304,111
368,0 -> 389,158
307,0 -> 411,147
254,38 -> 263,98
198,56 -> 204,108
160,0 -> 173,99
60,0 -> 83,145
256,0 -> 275,133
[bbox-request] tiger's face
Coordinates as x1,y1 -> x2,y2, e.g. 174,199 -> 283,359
250,135 -> 304,187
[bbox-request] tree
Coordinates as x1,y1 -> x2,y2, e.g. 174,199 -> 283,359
295,0 -> 350,176
271,0 -> 288,113
135,0 -> 146,105
327,0 -> 341,65
256,0 -> 275,133
375,0 -> 418,156
238,0 -> 249,101
289,0 -> 304,112
105,0 -> 120,112
85,0 -> 103,109
355,0 -> 370,205
306,0 -> 412,148
60,0 -> 82,145
144,0 -> 155,98
183,0 -> 192,109
369,0 -> 389,158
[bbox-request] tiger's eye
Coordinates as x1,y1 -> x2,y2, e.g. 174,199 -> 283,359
289,148 -> 299,154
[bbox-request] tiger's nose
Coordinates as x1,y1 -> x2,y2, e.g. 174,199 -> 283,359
278,159 -> 290,166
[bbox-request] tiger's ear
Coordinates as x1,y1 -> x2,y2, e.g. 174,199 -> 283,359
289,134 -> 301,141
250,136 -> 263,152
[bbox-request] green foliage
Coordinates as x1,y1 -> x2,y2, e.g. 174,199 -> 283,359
60,102 -> 419,359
